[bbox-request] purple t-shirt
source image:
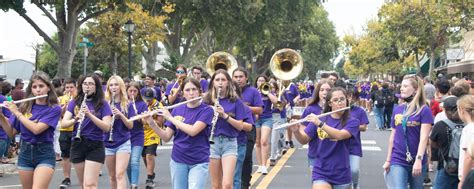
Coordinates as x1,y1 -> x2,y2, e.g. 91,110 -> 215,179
9,104 -> 61,144
67,99 -> 113,141
260,93 -> 273,119
305,115 -> 360,185
130,100 -> 147,147
240,85 -> 264,118
283,83 -> 299,107
302,103 -> 323,159
165,82 -> 184,104
140,86 -> 162,102
103,102 -> 137,148
237,105 -> 254,145
349,106 -> 369,157
0,95 -> 12,140
211,98 -> 247,138
200,79 -> 209,93
390,104 -> 433,166
165,103 -> 213,165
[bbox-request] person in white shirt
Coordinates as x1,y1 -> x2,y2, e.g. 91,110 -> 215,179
457,95 -> 474,189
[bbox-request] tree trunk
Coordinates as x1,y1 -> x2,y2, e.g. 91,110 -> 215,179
428,49 -> 436,78
142,42 -> 159,75
112,51 -> 118,75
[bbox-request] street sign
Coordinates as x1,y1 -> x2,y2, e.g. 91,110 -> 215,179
78,37 -> 94,47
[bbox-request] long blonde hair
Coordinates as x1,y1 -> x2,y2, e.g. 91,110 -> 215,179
403,75 -> 427,117
105,75 -> 129,115
457,95 -> 474,121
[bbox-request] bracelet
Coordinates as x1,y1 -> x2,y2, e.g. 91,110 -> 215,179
225,114 -> 230,121
318,121 -> 325,128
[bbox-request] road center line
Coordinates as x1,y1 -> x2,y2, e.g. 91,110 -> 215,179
256,148 -> 296,189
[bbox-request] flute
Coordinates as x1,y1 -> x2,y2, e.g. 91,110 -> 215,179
128,97 -> 202,122
274,107 -> 350,130
0,95 -> 48,107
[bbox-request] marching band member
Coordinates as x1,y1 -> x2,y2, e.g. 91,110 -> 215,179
291,87 -> 360,189
104,75 -> 136,189
383,74 -> 433,189
254,75 -> 278,174
142,88 -> 164,188
269,81 -> 287,166
232,67 -> 263,189
283,80 -> 300,149
58,78 -> 77,188
192,66 -> 209,92
347,90 -> 369,189
146,77 -> 214,189
61,74 -> 112,189
166,65 -> 187,105
204,69 -> 246,189
0,72 -> 61,188
126,81 -> 148,189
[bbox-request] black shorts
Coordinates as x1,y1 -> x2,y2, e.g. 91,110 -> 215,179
142,144 -> 158,157
59,131 -> 72,158
70,138 -> 105,164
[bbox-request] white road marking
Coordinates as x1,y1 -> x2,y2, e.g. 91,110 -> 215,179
362,146 -> 382,151
361,140 -> 376,145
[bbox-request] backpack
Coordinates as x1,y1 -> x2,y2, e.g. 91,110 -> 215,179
373,91 -> 385,108
441,119 -> 464,176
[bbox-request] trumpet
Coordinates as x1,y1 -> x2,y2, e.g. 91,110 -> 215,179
273,107 -> 350,130
209,87 -> 221,144
258,82 -> 271,96
0,95 -> 48,107
108,92 -> 116,143
129,97 -> 202,122
73,92 -> 89,142
170,75 -> 186,96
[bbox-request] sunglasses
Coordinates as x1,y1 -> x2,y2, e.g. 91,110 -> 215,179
176,70 -> 186,74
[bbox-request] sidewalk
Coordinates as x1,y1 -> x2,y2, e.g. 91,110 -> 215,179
0,158 -> 17,175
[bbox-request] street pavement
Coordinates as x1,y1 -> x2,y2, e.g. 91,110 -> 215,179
0,114 -> 436,188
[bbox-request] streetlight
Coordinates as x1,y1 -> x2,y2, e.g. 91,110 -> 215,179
124,19 -> 135,79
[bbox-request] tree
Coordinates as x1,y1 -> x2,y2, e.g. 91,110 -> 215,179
0,0 -> 116,79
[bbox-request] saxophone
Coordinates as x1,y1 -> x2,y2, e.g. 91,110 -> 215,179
209,87 -> 221,144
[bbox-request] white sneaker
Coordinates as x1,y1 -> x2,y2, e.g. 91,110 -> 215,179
257,166 -> 262,173
261,166 -> 268,175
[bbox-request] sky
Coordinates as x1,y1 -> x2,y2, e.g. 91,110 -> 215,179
0,0 -> 385,63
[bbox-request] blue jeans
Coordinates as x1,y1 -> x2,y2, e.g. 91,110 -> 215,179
373,107 -> 384,129
384,164 -> 427,189
170,159 -> 209,189
349,155 -> 360,188
233,143 -> 247,189
433,168 -> 459,189
210,136 -> 238,159
17,142 -> 56,171
127,145 -> 143,186
313,180 -> 352,189
0,138 -> 7,158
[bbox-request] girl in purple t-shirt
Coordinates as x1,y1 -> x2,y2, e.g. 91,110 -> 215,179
290,87 -> 359,188
145,77 -> 214,189
126,81 -> 148,188
104,75 -> 135,189
383,74 -> 433,189
0,71 -> 61,188
60,75 -> 113,188
203,70 -> 245,189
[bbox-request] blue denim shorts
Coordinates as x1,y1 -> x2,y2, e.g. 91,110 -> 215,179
105,140 -> 131,156
210,136 -> 237,159
255,118 -> 273,129
17,142 -> 56,171
313,180 -> 352,189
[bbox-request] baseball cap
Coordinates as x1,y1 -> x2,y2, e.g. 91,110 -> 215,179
143,88 -> 155,100
443,96 -> 458,111
93,70 -> 103,77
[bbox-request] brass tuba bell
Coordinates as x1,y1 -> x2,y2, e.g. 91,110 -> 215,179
269,48 -> 303,81
206,52 -> 238,76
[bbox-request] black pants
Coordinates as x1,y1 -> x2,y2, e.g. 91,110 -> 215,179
241,126 -> 256,189
384,105 -> 393,128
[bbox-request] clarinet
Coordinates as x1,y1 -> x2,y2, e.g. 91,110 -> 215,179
209,87 -> 221,144
108,92 -> 116,143
73,92 -> 89,142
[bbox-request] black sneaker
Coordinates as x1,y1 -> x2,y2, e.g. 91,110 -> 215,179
270,159 -> 276,166
59,178 -> 71,188
146,179 -> 155,188
289,141 -> 294,148
423,177 -> 431,186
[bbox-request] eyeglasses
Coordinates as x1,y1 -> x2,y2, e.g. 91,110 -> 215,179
330,97 -> 346,104
176,70 -> 186,74
82,82 -> 96,86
